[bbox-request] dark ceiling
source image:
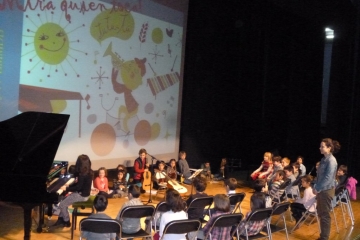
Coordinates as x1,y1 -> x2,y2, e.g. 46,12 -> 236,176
270,0 -> 356,30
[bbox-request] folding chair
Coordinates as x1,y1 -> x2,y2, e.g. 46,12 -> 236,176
118,205 -> 155,240
269,179 -> 290,205
238,208 -> 273,240
290,198 -> 320,233
160,219 -> 201,240
284,182 -> 299,201
151,201 -> 168,233
203,213 -> 244,240
229,193 -> 246,213
267,202 -> 291,240
79,218 -> 121,240
186,196 -> 214,223
335,187 -> 355,227
71,195 -> 96,240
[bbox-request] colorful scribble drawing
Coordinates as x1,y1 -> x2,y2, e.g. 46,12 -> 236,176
22,13 -> 87,78
148,45 -> 163,64
147,72 -> 180,98
103,42 -> 161,147
91,66 -> 109,89
138,22 -> 148,48
90,9 -> 135,43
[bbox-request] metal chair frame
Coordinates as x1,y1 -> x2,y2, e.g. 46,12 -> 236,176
203,213 -> 244,240
186,196 -> 214,222
238,207 -> 273,240
268,202 -> 291,240
79,218 -> 121,240
152,201 -> 168,233
160,219 -> 202,240
290,198 -> 320,233
229,193 -> 246,213
118,205 -> 155,240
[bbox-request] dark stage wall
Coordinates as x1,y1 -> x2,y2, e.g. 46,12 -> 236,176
180,0 -> 359,179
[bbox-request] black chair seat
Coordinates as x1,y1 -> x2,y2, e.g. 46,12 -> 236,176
121,229 -> 150,238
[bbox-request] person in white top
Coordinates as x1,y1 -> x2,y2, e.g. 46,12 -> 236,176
296,156 -> 306,176
290,175 -> 316,225
159,189 -> 187,240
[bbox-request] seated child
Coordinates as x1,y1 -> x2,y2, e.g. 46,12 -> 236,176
186,176 -> 209,220
336,165 -> 348,189
200,161 -> 212,180
237,180 -> 269,236
253,178 -> 272,208
116,164 -> 130,182
113,170 -> 128,198
296,156 -> 306,176
290,175 -> 316,226
250,152 -> 273,180
153,161 -> 167,190
159,189 -> 187,240
94,167 -> 114,198
268,170 -> 285,204
166,159 -> 178,180
209,178 -> 237,216
281,157 -> 291,168
225,178 -> 238,195
213,158 -> 229,180
267,156 -> 283,184
116,185 -> 143,234
81,195 -> 116,240
283,165 -> 299,199
292,162 -> 301,179
197,194 -> 232,240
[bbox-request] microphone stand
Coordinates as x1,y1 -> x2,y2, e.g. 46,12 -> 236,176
144,156 -> 155,204
144,153 -> 163,204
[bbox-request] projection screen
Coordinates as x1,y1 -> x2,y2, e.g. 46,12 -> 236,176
0,0 -> 189,169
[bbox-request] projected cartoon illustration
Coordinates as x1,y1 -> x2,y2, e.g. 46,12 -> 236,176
34,23 -> 69,65
90,9 -> 135,42
1,0 -> 187,165
22,13 -> 87,77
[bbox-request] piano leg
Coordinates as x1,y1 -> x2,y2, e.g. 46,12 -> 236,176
22,204 -> 35,240
37,204 -> 44,233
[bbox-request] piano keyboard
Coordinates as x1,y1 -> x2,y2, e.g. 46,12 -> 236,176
47,176 -> 74,195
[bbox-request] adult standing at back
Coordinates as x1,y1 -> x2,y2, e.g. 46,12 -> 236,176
313,138 -> 340,240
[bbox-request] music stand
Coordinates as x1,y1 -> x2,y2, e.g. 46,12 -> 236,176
189,169 -> 203,180
185,169 -> 203,194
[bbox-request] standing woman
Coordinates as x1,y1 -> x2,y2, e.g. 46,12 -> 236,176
313,138 -> 340,240
133,148 -> 149,193
52,154 -> 93,227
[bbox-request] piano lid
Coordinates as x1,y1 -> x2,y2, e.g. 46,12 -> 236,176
0,112 -> 69,202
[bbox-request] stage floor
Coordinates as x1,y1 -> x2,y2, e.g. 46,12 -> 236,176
1,179 -> 359,240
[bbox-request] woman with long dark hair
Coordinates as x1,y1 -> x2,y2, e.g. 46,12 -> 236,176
52,154 -> 93,228
159,189 -> 187,240
313,138 -> 341,240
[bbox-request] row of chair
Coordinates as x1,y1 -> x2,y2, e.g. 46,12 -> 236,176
290,186 -> 355,235
76,201 -> 291,240
70,193 -> 246,240
73,189 -> 355,240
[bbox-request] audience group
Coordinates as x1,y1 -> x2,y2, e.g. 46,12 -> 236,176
51,144 -> 352,240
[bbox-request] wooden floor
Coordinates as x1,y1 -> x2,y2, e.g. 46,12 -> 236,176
1,180 -> 359,240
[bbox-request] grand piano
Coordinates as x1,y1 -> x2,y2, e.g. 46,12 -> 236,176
0,112 -> 69,240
